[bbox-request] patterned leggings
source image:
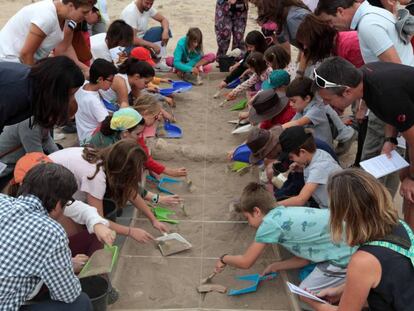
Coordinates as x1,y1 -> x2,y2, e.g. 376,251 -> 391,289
214,1 -> 248,58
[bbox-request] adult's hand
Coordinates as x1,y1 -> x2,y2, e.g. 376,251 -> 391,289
400,177 -> 414,203
150,43 -> 161,55
317,286 -> 343,304
161,30 -> 170,46
129,227 -> 154,243
381,141 -> 396,158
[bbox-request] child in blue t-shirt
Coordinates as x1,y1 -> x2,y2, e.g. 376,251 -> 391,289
215,182 -> 354,292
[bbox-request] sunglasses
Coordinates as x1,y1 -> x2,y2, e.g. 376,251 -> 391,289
313,68 -> 347,89
65,197 -> 75,207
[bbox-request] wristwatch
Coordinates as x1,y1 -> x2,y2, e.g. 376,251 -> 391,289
151,193 -> 160,204
384,137 -> 398,145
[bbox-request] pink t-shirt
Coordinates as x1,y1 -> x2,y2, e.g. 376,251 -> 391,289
335,31 -> 364,68
49,147 -> 107,202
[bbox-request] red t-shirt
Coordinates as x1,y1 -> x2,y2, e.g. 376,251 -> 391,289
335,31 -> 365,68
137,136 -> 165,175
259,104 -> 296,129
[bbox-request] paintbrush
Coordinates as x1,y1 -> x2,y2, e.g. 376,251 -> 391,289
201,271 -> 217,284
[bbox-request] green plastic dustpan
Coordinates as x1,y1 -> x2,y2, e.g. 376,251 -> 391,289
230,99 -> 247,111
231,161 -> 250,172
153,207 -> 179,224
78,244 -> 119,279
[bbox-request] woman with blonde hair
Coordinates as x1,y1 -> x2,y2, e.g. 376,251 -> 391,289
302,168 -> 414,311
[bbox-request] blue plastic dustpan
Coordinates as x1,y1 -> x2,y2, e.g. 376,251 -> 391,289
101,98 -> 119,112
232,144 -> 252,163
226,78 -> 241,89
159,80 -> 192,96
145,175 -> 182,195
228,272 -> 278,296
164,121 -> 183,138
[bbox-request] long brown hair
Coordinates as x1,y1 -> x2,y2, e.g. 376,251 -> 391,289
327,168 -> 399,247
186,27 -> 203,54
296,14 -> 338,64
82,139 -> 147,207
255,0 -> 309,34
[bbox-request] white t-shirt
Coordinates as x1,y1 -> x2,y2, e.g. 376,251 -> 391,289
49,147 -> 107,203
75,84 -> 108,142
99,73 -> 131,107
90,33 -> 111,62
0,0 -> 64,62
120,1 -> 157,38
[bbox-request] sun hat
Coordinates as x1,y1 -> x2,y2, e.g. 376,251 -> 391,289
246,126 -> 284,164
248,89 -> 289,124
262,70 -> 290,91
130,47 -> 156,66
110,107 -> 143,132
13,152 -> 53,185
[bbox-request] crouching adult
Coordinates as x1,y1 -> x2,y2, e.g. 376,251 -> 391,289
0,163 -> 92,311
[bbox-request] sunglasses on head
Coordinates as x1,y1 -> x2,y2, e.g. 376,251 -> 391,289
313,68 -> 348,89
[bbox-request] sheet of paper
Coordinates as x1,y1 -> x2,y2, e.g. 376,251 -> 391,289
360,150 -> 409,179
286,282 -> 327,304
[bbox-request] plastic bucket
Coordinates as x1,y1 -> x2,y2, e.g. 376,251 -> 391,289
80,276 -> 109,311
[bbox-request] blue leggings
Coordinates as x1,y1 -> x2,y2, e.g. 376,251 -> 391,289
143,26 -> 172,42
20,293 -> 92,311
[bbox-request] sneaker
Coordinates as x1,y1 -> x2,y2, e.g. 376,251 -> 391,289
154,61 -> 172,72
183,72 -> 202,85
53,133 -> 66,141
335,129 -> 358,156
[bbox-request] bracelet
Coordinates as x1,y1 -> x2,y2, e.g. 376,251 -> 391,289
220,253 -> 228,265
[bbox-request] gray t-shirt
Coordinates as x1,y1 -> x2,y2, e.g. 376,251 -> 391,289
0,118 -> 58,178
277,6 -> 310,48
293,100 -> 333,147
304,149 -> 342,208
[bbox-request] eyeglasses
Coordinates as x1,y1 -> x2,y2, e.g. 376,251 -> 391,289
313,68 -> 348,89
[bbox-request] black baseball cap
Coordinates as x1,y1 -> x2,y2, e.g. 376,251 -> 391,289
279,126 -> 313,159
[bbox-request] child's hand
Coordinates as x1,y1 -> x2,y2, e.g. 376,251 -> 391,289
192,67 -> 200,75
161,109 -> 175,122
317,286 -> 343,304
214,259 -> 226,273
72,254 -> 89,273
226,149 -> 236,161
152,220 -> 169,233
164,97 -> 175,108
229,63 -> 239,72
167,167 -> 187,177
159,194 -> 183,206
147,86 -> 159,93
238,111 -> 249,120
218,81 -> 227,89
262,262 -> 280,275
226,92 -> 236,101
129,227 -> 154,243
94,223 -> 116,246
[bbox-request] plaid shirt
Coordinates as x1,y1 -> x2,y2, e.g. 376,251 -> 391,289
0,194 -> 81,310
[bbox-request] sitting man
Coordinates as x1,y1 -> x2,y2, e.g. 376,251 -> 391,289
0,163 -> 92,311
120,0 -> 171,71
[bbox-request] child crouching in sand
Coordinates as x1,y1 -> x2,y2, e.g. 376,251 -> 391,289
215,182 -> 354,292
168,27 -> 216,85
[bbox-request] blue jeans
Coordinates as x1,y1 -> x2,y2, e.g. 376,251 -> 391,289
142,26 -> 172,42
20,293 -> 92,311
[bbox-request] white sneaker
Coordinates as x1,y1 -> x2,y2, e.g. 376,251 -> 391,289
54,133 -> 66,141
154,61 -> 172,72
